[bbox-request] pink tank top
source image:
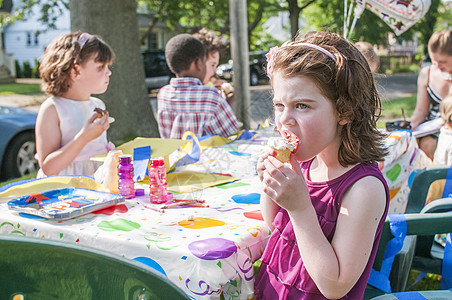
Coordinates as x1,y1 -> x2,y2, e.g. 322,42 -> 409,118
254,160 -> 389,299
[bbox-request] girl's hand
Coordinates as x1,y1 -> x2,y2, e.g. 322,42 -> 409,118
261,154 -> 311,212
79,111 -> 110,142
257,148 -> 275,182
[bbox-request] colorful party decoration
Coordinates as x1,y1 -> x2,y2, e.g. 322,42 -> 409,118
344,0 -> 431,39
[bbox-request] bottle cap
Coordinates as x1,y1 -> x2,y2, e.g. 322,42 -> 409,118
119,154 -> 132,163
149,157 -> 164,167
135,189 -> 145,197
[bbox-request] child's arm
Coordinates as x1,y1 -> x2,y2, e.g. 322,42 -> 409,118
262,156 -> 386,299
36,102 -> 110,176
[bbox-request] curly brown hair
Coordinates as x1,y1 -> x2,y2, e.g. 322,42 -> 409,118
192,28 -> 228,56
269,31 -> 387,166
39,31 -> 115,96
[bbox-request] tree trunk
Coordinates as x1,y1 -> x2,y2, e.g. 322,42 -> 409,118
69,0 -> 160,142
287,0 -> 301,38
287,0 -> 317,39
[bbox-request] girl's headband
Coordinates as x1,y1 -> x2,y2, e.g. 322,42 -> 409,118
266,41 -> 337,78
78,33 -> 93,50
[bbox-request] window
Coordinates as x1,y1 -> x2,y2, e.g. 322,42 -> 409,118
26,32 -> 39,47
148,33 -> 157,50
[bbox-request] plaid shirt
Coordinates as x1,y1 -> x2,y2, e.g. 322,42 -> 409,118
157,77 -> 239,139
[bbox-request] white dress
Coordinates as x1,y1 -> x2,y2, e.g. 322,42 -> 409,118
433,126 -> 452,166
37,96 -> 112,177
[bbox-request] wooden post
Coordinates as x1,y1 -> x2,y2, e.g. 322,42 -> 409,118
229,0 -> 250,129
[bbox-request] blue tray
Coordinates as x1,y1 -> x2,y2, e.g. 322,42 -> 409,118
7,187 -> 124,220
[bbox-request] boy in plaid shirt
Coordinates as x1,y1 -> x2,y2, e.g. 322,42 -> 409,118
157,34 -> 239,139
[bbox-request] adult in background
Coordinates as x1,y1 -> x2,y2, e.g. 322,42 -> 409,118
411,29 -> 452,160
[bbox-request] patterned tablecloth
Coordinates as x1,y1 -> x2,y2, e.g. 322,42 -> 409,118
0,127 -> 430,299
378,130 -> 432,213
0,129 -> 275,300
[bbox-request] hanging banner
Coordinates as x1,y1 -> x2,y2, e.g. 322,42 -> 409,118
354,0 -> 431,36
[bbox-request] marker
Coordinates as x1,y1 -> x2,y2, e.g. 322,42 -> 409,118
143,204 -> 165,213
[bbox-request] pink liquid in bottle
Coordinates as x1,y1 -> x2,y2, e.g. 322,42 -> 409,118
149,157 -> 168,204
118,154 -> 135,199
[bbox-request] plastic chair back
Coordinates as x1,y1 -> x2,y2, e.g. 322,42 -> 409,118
405,166 -> 450,213
364,212 -> 452,299
0,234 -> 190,300
412,197 -> 452,275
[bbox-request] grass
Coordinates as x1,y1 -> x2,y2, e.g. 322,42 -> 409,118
380,95 -> 417,119
405,270 -> 441,291
0,83 -> 42,95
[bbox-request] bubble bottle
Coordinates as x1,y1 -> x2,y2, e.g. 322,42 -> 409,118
118,154 -> 135,199
148,157 -> 168,204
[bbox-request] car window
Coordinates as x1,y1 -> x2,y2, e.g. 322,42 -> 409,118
142,51 -> 173,78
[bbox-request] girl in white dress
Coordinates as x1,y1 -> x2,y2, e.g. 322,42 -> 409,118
36,31 -> 115,177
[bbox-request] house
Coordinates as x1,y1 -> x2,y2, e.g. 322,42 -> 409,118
3,0 -> 70,69
2,0 -> 176,74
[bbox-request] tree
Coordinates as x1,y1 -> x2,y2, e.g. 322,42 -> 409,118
138,0 -> 281,51
69,0 -> 160,141
411,0 -> 442,56
285,0 -> 317,38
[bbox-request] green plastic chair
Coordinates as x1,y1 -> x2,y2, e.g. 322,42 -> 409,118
364,212 -> 452,299
384,165 -> 452,292
404,165 -> 451,213
0,234 -> 190,300
411,197 -> 452,276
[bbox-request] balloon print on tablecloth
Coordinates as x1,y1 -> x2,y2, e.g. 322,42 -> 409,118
244,210 -> 264,221
185,238 -> 238,296
97,218 -> 140,231
178,217 -> 225,229
133,256 -> 167,276
386,163 -> 402,183
231,193 -> 260,204
184,241 -> 254,297
188,238 -> 237,260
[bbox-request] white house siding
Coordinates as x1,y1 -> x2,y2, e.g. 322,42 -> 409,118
3,3 -> 176,70
3,1 -> 70,68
